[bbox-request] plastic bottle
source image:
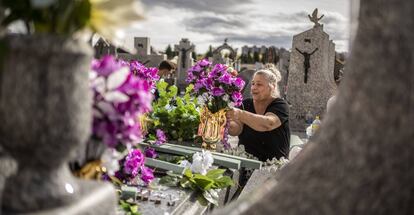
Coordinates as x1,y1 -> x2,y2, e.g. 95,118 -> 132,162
311,115 -> 321,135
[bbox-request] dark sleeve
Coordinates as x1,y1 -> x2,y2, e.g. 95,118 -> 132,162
266,99 -> 289,124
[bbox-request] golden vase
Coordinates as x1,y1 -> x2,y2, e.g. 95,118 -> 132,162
198,107 -> 227,150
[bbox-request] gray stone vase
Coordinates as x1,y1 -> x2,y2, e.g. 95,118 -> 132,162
0,35 -> 116,214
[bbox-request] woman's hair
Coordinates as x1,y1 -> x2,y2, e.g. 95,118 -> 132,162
158,60 -> 176,71
254,63 -> 282,97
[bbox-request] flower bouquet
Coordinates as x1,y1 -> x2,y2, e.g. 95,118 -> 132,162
186,59 -> 245,149
90,55 -> 155,151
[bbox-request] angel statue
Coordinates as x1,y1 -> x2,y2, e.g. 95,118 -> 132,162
308,8 -> 324,27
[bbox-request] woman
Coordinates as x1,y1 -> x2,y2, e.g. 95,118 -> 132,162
227,65 -> 290,161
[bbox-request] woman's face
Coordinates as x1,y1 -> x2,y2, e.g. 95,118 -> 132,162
251,74 -> 273,101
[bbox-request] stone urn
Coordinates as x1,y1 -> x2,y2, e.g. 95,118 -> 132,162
0,35 -> 116,213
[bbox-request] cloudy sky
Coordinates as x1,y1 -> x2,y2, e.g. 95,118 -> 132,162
125,0 -> 350,54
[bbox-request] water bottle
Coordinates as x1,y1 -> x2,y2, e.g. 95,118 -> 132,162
311,115 -> 321,135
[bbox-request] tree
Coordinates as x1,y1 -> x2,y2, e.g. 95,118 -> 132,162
215,0 -> 414,214
241,54 -> 248,64
165,44 -> 173,59
253,51 -> 260,63
191,51 -> 197,60
205,45 -> 213,58
247,50 -> 254,64
261,51 -> 268,64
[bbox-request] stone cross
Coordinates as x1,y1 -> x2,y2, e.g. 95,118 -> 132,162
174,38 -> 195,91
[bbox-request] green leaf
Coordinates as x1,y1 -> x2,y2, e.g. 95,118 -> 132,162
184,168 -> 193,178
213,176 -> 234,189
197,194 -> 209,206
206,169 -> 226,179
130,205 -> 138,213
202,189 -> 219,206
180,177 -> 194,189
193,174 -> 214,191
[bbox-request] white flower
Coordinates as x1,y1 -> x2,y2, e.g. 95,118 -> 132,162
179,160 -> 192,169
197,95 -> 205,106
190,150 -> 214,175
228,102 -> 235,109
202,92 -> 209,99
101,148 -> 121,175
222,94 -> 229,102
106,67 -> 129,90
89,0 -> 145,46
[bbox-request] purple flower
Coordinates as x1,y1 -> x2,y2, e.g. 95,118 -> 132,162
92,55 -> 122,77
233,77 -> 245,90
231,91 -> 243,107
140,166 -> 155,184
218,73 -> 233,85
91,56 -> 155,150
123,149 -> 145,177
155,129 -> 167,145
199,59 -> 212,67
186,72 -> 195,83
194,80 -> 204,92
210,64 -> 227,78
145,147 -> 157,158
211,87 -> 225,96
202,78 -> 213,90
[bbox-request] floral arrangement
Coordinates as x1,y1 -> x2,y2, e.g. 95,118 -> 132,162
186,59 -> 245,113
0,0 -> 143,45
159,150 -> 233,206
150,80 -> 200,142
90,55 -> 154,150
186,59 -> 245,149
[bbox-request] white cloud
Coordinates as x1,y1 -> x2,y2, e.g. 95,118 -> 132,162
124,0 -> 350,53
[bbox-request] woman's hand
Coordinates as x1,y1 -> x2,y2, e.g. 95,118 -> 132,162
226,108 -> 244,136
226,108 -> 243,122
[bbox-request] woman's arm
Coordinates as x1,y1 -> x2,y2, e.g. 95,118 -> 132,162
228,108 -> 282,132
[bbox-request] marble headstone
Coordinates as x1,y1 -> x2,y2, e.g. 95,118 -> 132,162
174,38 -> 195,92
287,12 -> 336,131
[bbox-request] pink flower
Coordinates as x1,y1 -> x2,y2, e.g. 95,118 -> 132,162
233,77 -> 245,90
231,91 -> 243,107
211,87 -> 225,96
91,55 -> 122,77
145,147 -> 157,158
155,129 -> 167,145
218,73 -> 233,85
123,149 -> 145,177
140,166 -> 155,184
